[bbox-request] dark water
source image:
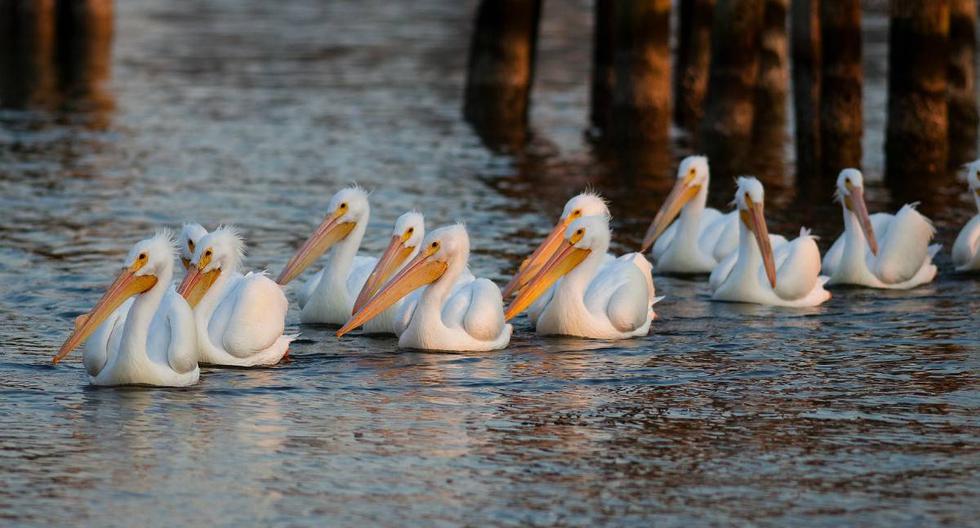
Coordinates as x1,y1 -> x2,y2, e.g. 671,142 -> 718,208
1,1 -> 978,526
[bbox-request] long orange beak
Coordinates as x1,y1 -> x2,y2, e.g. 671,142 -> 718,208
352,235 -> 415,314
502,216 -> 574,298
741,199 -> 777,289
54,269 -> 157,364
845,186 -> 878,256
640,179 -> 701,252
177,265 -> 221,308
276,210 -> 355,285
504,239 -> 591,321
337,251 -> 447,338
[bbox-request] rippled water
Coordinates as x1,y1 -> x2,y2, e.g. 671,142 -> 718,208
1,1 -> 978,526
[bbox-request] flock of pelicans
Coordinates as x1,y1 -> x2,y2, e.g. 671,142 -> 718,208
52,157 -> 980,387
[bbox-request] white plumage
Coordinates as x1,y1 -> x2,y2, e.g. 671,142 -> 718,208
179,227 -> 293,367
508,215 -> 659,339
822,169 -> 939,289
710,177 -> 830,307
643,155 -> 739,273
339,224 -> 511,352
952,161 -> 980,272
55,232 -> 200,387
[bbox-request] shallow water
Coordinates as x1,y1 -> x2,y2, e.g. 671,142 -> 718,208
1,1 -> 978,526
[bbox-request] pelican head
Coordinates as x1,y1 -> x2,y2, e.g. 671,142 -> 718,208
641,155 -> 710,252
276,185 -> 369,285
735,177 -> 776,289
836,168 -> 878,255
178,223 -> 208,270
352,210 -> 426,313
178,226 -> 245,307
966,160 -> 980,211
505,215 -> 608,320
54,232 -> 175,364
502,191 -> 609,298
338,224 -> 468,337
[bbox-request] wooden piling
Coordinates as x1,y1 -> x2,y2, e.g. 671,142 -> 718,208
752,0 -> 789,132
819,0 -> 862,175
790,0 -> 821,179
0,0 -> 56,109
463,0 -> 542,149
590,0 -> 613,135
608,0 -> 672,146
948,0 -> 977,164
673,0 -> 715,132
699,0 -> 764,176
886,0 -> 949,179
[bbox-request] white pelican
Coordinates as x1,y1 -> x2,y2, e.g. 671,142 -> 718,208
337,224 -> 512,352
276,186 -> 376,325
178,223 -> 208,271
822,169 -> 939,289
640,155 -> 738,273
952,161 -> 980,272
504,215 -> 659,339
53,232 -> 200,387
178,227 -> 293,366
502,191 -> 613,299
710,177 -> 830,307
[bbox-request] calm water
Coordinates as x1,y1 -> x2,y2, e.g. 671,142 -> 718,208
1,1 -> 979,526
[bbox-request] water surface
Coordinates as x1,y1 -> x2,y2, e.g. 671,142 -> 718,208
1,1 -> 978,526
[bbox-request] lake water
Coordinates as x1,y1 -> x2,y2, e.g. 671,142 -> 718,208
1,1 -> 978,526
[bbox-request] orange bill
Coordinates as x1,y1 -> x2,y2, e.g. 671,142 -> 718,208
276,210 -> 355,285
54,269 -> 157,364
504,238 -> 591,321
353,235 -> 415,314
845,185 -> 878,256
177,265 -> 221,308
740,198 -> 777,289
502,216 -> 574,298
640,178 -> 701,252
337,250 -> 447,338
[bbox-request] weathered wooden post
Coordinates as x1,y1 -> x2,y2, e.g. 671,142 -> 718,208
463,0 -> 542,149
886,0 -> 949,179
674,0 -> 714,132
610,0 -> 671,145
590,0 -> 613,135
948,0 -> 977,164
791,0 -> 821,179
819,0 -> 862,175
699,0 -> 764,176
0,0 -> 56,109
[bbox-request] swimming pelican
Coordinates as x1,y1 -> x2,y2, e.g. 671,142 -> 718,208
504,215 -> 659,339
178,223 -> 208,271
276,186 -> 376,324
640,155 -> 738,273
822,169 -> 939,289
53,232 -> 199,387
952,161 -> 980,272
337,224 -> 512,352
502,191 -> 613,299
178,227 -> 293,366
710,177 -> 830,307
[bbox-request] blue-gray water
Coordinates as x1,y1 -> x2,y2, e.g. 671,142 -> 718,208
1,1 -> 978,526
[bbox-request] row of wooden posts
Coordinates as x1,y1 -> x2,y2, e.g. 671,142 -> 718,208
0,0 -> 113,118
463,0 -> 979,182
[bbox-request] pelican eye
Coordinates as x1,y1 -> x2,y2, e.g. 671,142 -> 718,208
187,240 -> 195,252
406,227 -> 414,235
204,249 -> 212,258
138,253 -> 147,261
576,229 -> 585,236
